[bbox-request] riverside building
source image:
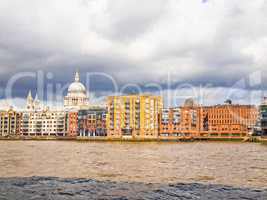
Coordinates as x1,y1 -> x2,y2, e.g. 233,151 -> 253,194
78,107 -> 107,137
21,108 -> 66,137
159,99 -> 200,139
260,97 -> 267,136
0,108 -> 21,136
199,100 -> 258,138
159,99 -> 258,139
106,95 -> 163,139
65,111 -> 78,137
21,92 -> 66,137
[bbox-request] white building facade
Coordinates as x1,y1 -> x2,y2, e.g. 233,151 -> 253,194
21,91 -> 66,137
21,109 -> 66,137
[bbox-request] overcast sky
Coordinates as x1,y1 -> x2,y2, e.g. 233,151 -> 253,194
0,0 -> 267,108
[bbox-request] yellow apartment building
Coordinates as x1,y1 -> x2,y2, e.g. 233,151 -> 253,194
106,95 -> 163,139
0,108 -> 22,136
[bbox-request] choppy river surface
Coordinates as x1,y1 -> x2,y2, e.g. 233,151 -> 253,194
0,141 -> 267,199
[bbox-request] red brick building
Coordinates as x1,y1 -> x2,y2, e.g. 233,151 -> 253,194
65,111 -> 78,137
159,99 -> 200,139
78,108 -> 107,137
199,103 -> 258,138
159,99 -> 258,139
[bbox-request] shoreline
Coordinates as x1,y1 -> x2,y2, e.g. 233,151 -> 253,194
0,136 -> 259,143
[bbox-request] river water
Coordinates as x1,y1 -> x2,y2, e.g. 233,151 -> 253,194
0,141 -> 267,199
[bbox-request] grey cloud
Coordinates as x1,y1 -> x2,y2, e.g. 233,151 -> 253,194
81,0 -> 167,42
0,0 -> 267,102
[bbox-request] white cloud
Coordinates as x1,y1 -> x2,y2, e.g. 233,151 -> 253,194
0,98 -> 26,110
0,0 -> 267,102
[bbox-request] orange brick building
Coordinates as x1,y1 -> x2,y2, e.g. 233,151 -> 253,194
159,99 -> 258,139
199,103 -> 258,138
159,99 -> 200,139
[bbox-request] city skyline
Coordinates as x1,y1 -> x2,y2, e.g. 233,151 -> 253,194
0,71 -> 262,140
